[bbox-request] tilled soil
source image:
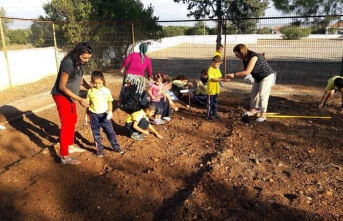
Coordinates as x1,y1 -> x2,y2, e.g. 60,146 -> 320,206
0,76 -> 343,221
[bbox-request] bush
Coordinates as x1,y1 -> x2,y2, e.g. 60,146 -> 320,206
280,26 -> 311,40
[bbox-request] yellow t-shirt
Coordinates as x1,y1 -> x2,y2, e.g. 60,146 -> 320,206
172,80 -> 185,88
195,80 -> 207,95
207,66 -> 222,95
126,109 -> 149,124
86,87 -> 113,114
214,51 -> 222,59
325,76 -> 343,91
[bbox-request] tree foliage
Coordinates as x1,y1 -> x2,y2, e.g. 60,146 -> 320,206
163,26 -> 188,37
256,27 -> 272,34
272,0 -> 343,33
272,0 -> 343,15
29,19 -> 54,47
0,7 -> 13,47
7,29 -> 31,45
280,26 -> 311,39
173,0 -> 269,45
42,0 -> 162,69
185,21 -> 209,35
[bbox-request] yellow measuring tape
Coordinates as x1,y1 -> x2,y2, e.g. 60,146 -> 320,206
257,113 -> 331,119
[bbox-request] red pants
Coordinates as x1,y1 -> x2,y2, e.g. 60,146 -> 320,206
53,95 -> 77,156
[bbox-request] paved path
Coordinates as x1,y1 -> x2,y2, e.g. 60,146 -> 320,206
0,75 -> 124,126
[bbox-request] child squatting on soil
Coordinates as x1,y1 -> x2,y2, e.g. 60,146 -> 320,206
86,71 -> 124,157
125,102 -> 163,141
318,76 -> 343,109
206,55 -> 230,120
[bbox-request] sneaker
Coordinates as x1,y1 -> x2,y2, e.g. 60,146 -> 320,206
153,119 -> 165,125
61,157 -> 81,165
114,148 -> 125,154
68,145 -> 86,153
96,150 -> 104,158
206,116 -> 213,121
212,114 -> 220,119
131,132 -> 144,141
163,117 -> 171,121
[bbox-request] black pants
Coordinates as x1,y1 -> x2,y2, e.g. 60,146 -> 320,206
206,94 -> 218,117
125,118 -> 150,136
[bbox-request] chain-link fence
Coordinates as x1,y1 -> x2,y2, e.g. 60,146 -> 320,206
1,15 -> 343,92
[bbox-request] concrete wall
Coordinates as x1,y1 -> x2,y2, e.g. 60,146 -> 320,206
133,34 -> 258,53
0,47 -> 65,91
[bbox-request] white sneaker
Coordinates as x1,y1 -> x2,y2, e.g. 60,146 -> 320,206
68,145 -> 86,153
61,157 -> 81,165
163,117 -> 171,121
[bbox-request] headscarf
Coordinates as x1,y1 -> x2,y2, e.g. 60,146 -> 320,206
139,42 -> 148,64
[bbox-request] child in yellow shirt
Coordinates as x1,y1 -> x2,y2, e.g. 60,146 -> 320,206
206,55 -> 230,120
125,102 -> 163,140
86,71 -> 124,157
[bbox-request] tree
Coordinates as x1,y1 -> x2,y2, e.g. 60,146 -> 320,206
272,0 -> 343,16
163,26 -> 188,37
173,0 -> 269,46
42,0 -> 162,69
256,27 -> 272,34
272,0 -> 343,33
29,17 -> 54,47
7,29 -> 31,45
0,7 -> 13,47
280,26 -> 311,39
185,21 -> 209,35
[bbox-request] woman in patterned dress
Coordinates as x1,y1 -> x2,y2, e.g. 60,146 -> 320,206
119,42 -> 152,111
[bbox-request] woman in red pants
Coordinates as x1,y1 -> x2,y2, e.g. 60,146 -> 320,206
51,42 -> 93,165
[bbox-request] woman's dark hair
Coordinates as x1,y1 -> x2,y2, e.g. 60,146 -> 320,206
91,70 -> 106,86
200,69 -> 208,75
334,77 -> 343,88
216,44 -> 223,50
63,42 -> 93,66
142,102 -> 156,111
174,74 -> 188,81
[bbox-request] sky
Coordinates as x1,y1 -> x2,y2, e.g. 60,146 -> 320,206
1,0 -> 279,19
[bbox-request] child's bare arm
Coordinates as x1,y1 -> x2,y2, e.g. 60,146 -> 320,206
107,101 -> 112,112
318,91 -> 330,108
148,124 -> 163,138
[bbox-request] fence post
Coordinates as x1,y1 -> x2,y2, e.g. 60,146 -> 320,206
223,20 -> 227,74
0,17 -> 12,88
131,22 -> 135,48
52,22 -> 59,73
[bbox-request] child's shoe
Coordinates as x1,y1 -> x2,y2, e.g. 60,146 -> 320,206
153,119 -> 165,125
206,116 -> 213,121
96,151 -> 104,158
212,114 -> 220,119
114,148 -> 125,154
68,145 -> 86,153
131,132 -> 144,141
61,157 -> 81,165
163,117 -> 171,121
